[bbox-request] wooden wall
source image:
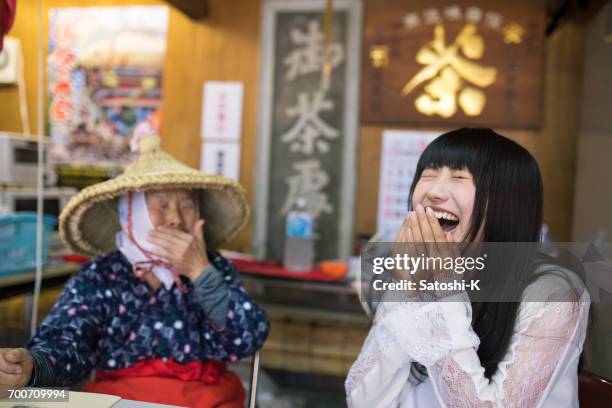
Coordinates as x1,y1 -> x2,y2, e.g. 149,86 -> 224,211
160,0 -> 261,251
0,0 -> 585,251
573,1 -> 612,380
572,0 -> 612,242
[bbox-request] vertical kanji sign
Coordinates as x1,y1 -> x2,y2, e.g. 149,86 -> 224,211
255,0 -> 362,262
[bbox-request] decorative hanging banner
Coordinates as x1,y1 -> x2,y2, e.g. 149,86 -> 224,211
361,0 -> 545,128
47,6 -> 168,166
254,0 -> 362,262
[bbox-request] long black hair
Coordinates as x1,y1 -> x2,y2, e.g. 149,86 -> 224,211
407,128 -> 544,380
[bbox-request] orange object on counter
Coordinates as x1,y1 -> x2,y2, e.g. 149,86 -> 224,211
319,260 -> 348,279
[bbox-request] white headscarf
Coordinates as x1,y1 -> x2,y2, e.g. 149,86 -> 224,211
116,192 -> 176,290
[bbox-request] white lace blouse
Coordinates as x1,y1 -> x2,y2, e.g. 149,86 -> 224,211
345,267 -> 590,408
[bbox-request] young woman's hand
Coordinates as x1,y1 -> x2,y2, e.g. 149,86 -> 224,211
401,204 -> 462,297
390,213 -> 418,282
147,219 -> 210,282
413,204 -> 458,253
0,348 -> 33,386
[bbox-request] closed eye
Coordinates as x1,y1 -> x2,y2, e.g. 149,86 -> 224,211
180,202 -> 196,211
421,170 -> 439,178
452,171 -> 472,180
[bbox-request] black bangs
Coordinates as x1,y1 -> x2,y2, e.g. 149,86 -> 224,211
416,128 -> 499,177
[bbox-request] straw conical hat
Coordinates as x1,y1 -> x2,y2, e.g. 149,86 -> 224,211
59,135 -> 249,257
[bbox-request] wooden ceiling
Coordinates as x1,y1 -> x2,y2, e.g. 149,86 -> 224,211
164,0 -> 210,20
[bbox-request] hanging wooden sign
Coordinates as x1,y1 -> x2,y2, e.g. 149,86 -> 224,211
361,0 -> 546,128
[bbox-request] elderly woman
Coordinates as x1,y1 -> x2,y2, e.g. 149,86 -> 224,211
0,135 -> 269,407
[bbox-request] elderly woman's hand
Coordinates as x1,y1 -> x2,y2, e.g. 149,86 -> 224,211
0,348 -> 33,386
147,219 -> 211,282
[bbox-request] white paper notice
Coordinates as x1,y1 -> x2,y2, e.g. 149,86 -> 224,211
200,142 -> 241,181
377,130 -> 439,233
201,81 -> 243,141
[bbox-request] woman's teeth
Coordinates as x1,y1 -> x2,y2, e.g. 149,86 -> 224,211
433,211 -> 458,221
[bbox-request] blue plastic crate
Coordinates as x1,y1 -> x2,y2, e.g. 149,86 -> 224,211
0,212 -> 58,276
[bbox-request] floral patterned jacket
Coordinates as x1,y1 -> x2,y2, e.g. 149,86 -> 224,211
27,250 -> 269,387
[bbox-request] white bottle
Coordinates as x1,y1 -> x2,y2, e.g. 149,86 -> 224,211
283,198 -> 314,272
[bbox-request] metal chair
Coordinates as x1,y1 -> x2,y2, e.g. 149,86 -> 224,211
247,351 -> 261,408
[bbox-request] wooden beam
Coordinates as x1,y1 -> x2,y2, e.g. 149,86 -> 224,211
164,0 -> 209,20
546,0 -> 609,35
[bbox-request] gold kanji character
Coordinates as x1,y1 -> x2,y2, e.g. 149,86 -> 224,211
402,24 -> 497,117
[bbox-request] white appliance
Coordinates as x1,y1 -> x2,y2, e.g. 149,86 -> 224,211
0,133 -> 54,185
0,37 -> 20,84
0,187 -> 77,225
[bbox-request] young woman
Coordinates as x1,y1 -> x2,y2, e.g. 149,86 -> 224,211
346,128 -> 589,407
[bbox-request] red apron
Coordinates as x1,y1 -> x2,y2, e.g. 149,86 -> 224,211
83,359 -> 245,408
